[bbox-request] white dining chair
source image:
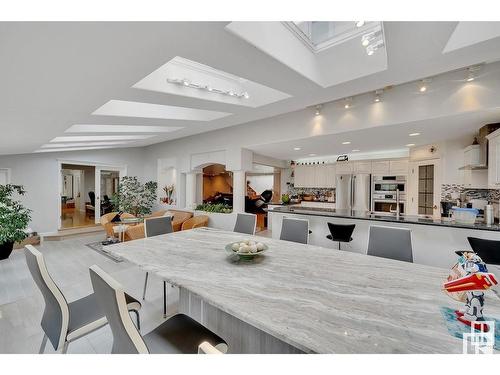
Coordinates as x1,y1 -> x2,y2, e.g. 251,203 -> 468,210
142,216 -> 174,318
89,265 -> 228,354
233,213 -> 257,235
367,225 -> 413,263
25,245 -> 141,354
280,217 -> 309,244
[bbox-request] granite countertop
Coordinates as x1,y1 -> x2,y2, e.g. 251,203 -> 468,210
106,228 -> 500,353
267,206 -> 500,232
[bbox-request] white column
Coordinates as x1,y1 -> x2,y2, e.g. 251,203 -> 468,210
185,172 -> 198,210
232,170 -> 246,213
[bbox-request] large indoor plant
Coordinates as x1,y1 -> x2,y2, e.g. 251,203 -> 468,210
0,184 -> 32,260
111,176 -> 158,217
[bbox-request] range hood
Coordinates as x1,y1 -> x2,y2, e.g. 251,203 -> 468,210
459,123 -> 500,170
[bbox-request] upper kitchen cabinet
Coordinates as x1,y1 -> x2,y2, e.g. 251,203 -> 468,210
336,161 -> 353,174
371,160 -> 390,175
389,159 -> 409,175
353,161 -> 372,174
294,164 -> 335,188
487,129 -> 500,188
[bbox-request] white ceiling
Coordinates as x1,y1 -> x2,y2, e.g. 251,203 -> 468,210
2,21 -> 500,155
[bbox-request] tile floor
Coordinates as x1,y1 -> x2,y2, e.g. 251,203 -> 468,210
0,233 -> 176,353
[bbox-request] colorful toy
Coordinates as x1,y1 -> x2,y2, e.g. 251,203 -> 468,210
443,250 -> 498,332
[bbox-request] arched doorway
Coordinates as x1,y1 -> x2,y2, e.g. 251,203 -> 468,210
202,164 -> 233,207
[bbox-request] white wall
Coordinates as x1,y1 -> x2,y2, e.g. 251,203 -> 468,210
247,175 -> 274,195
0,147 -> 146,234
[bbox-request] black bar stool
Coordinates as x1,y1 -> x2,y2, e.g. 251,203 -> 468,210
467,237 -> 500,265
326,223 -> 355,250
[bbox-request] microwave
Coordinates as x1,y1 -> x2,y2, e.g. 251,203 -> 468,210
373,175 -> 406,193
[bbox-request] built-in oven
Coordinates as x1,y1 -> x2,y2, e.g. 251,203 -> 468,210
372,176 -> 407,214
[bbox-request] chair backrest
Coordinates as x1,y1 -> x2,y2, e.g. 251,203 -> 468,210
144,216 -> 173,238
467,237 -> 500,265
280,217 -> 309,244
367,225 -> 413,263
182,215 -> 209,231
24,245 -> 69,350
327,223 -> 356,242
88,191 -> 95,206
89,265 -> 148,354
233,213 -> 256,235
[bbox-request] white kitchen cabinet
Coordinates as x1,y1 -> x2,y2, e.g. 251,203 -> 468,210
389,159 -> 409,175
336,161 -> 352,174
353,161 -> 372,174
294,165 -> 305,187
487,130 -> 500,188
464,169 -> 488,189
315,164 -> 328,187
371,160 -> 390,175
326,164 -> 336,188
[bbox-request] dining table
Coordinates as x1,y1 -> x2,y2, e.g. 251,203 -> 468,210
106,227 -> 500,354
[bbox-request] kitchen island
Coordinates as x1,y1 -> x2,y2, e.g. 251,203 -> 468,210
106,228 -> 500,353
268,206 -> 500,268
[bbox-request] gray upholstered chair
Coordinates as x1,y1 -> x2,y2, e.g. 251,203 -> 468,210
142,216 -> 173,318
279,217 -> 309,244
89,265 -> 228,354
367,225 -> 413,263
25,245 -> 141,354
233,213 -> 256,235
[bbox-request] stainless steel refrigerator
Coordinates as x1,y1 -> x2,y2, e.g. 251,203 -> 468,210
335,174 -> 371,211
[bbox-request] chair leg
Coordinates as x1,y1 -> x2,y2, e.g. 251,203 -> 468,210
142,272 -> 149,300
338,242 -> 341,251
163,281 -> 167,318
132,310 -> 141,331
60,341 -> 69,354
38,334 -> 48,354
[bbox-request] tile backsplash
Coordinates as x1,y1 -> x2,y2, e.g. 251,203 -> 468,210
441,184 -> 500,202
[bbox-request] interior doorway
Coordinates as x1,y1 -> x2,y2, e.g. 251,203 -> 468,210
408,159 -> 442,218
60,164 -> 96,229
58,162 -> 127,230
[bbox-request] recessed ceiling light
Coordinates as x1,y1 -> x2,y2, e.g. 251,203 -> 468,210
314,104 -> 322,116
342,141 -> 351,145
355,21 -> 365,28
308,153 -> 317,157
466,65 -> 482,82
418,78 -> 431,93
351,149 -> 360,152
50,135 -> 153,143
66,124 -> 183,133
93,100 -> 231,121
293,147 -> 302,151
343,97 -> 352,109
406,143 -> 415,147
41,141 -> 133,148
409,132 -> 421,137
374,89 -> 383,103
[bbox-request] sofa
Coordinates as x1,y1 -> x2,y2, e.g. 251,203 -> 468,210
125,209 -> 194,241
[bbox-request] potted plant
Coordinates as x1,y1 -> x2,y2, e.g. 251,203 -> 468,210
110,176 -> 158,217
160,184 -> 175,205
0,184 -> 32,260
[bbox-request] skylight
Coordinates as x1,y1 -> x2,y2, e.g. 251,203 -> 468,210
92,100 -> 231,121
40,141 -> 134,148
65,124 -> 183,133
284,21 -> 380,53
50,135 -> 154,142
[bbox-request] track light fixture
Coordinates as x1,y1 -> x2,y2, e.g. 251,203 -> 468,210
374,89 -> 383,103
466,65 -> 482,82
314,104 -> 323,116
418,78 -> 432,93
344,97 -> 352,109
167,78 -> 250,99
361,27 -> 384,56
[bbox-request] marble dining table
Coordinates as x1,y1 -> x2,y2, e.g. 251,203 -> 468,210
106,227 -> 500,354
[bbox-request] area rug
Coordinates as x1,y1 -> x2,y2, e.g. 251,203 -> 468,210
85,241 -> 123,262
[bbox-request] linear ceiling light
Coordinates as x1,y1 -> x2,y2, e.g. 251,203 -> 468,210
166,78 -> 250,99
66,124 -> 183,133
50,135 -> 153,143
93,100 -> 231,121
